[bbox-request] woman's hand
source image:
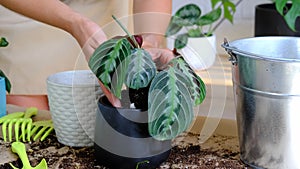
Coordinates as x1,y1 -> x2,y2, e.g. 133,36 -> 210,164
141,34 -> 175,68
69,16 -> 107,61
70,16 -> 122,107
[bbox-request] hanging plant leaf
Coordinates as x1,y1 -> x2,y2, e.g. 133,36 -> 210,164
170,57 -> 206,105
0,70 -> 11,93
282,1 -> 300,31
148,67 -> 194,140
275,0 -> 288,16
174,3 -> 202,26
0,37 -> 10,93
174,33 -> 188,49
197,8 -> 222,26
165,16 -> 183,37
88,38 -> 132,98
125,48 -> 156,89
211,0 -> 222,8
187,28 -> 203,37
0,37 -> 8,47
222,0 -> 236,23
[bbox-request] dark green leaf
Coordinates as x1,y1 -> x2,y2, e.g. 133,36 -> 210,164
197,8 -> 222,26
88,38 -> 132,98
174,4 -> 202,26
148,67 -> 194,140
187,28 -> 203,37
275,0 -> 289,15
0,70 -> 11,93
211,0 -> 222,8
125,48 -> 156,89
0,37 -> 8,47
165,16 -> 183,37
174,33 -> 188,49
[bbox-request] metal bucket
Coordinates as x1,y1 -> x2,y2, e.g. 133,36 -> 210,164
222,37 -> 300,169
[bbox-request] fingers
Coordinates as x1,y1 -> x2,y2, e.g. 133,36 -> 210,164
98,81 -> 122,108
145,48 -> 175,63
82,29 -> 107,61
144,47 -> 175,70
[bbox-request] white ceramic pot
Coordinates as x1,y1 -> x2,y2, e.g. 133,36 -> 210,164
47,70 -> 102,147
167,34 -> 216,70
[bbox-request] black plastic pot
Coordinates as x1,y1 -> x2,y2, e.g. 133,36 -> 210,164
94,96 -> 171,169
254,3 -> 300,37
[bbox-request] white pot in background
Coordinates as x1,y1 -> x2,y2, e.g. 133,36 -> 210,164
167,34 -> 216,70
47,70 -> 102,147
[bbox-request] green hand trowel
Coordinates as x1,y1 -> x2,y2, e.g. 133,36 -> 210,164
9,142 -> 48,169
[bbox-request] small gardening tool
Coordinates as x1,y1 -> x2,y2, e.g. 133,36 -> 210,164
9,142 -> 48,169
28,120 -> 54,142
0,107 -> 37,142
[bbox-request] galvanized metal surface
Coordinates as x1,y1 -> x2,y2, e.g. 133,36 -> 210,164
223,37 -> 300,169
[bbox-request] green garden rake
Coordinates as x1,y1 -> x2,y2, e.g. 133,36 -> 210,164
0,107 -> 37,142
23,120 -> 54,142
0,107 -> 54,142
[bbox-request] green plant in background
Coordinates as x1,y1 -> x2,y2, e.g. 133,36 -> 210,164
0,37 -> 11,93
89,16 -> 206,141
165,0 -> 240,49
271,0 -> 300,31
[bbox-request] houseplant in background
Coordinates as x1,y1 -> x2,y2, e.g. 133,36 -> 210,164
165,0 -> 240,70
89,16 -> 206,169
0,37 -> 11,118
255,0 -> 300,36
0,37 -> 11,93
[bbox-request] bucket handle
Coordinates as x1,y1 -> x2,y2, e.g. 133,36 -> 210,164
221,38 -> 238,66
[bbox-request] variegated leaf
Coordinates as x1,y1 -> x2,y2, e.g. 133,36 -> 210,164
174,3 -> 202,26
88,38 -> 132,98
125,48 -> 156,89
170,57 -> 206,105
148,67 -> 194,140
165,16 -> 183,37
174,33 -> 188,49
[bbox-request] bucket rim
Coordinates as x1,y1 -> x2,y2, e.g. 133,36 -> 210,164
222,36 -> 300,63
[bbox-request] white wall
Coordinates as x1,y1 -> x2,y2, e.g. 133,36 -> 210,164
172,0 -> 271,18
172,0 -> 272,54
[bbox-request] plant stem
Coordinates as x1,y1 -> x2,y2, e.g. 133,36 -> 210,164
112,15 -> 139,48
135,160 -> 149,169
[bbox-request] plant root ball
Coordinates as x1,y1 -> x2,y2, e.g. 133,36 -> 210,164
128,86 -> 149,111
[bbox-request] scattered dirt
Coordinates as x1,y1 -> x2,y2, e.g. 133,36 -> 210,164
0,133 -> 250,169
2,105 -> 250,168
161,145 -> 248,169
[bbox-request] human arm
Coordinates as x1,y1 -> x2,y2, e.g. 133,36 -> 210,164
0,0 -> 120,106
133,0 -> 174,65
0,0 -> 106,60
0,0 -> 173,108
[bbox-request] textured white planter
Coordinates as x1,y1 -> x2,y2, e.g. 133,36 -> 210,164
47,70 -> 102,147
167,34 -> 216,70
